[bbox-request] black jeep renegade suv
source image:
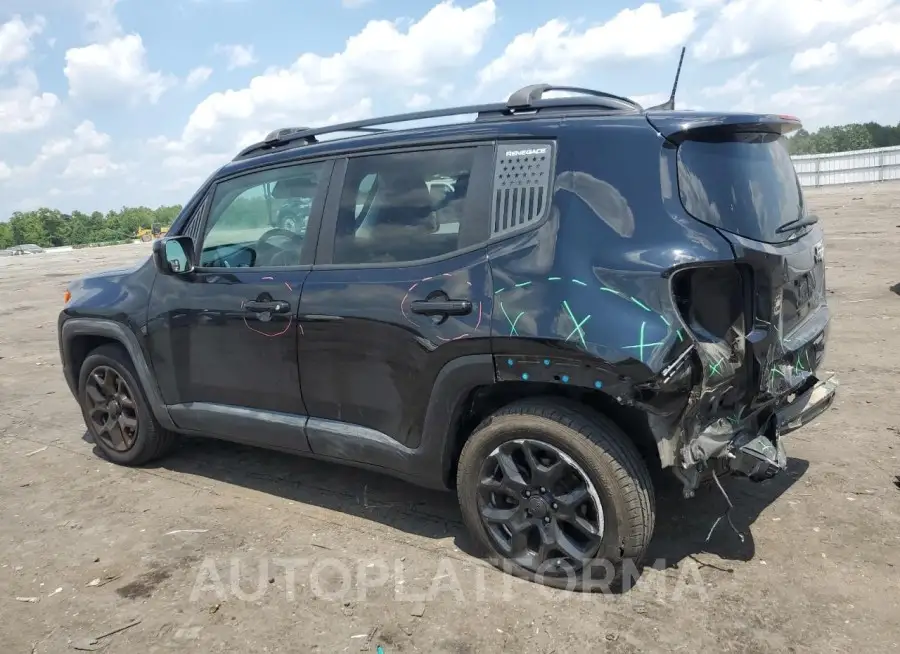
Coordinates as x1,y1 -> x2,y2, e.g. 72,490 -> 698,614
58,84 -> 837,590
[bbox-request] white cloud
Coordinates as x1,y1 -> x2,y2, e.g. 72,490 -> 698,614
757,66 -> 900,127
1,118 -> 125,208
764,84 -> 848,127
847,21 -> 900,58
0,15 -> 46,67
701,63 -> 762,97
16,120 -> 112,175
62,152 -> 123,180
693,0 -> 892,60
437,83 -> 454,100
790,42 -> 839,72
170,0 -> 497,161
478,4 -> 696,87
64,34 -> 175,104
71,120 -> 111,150
81,0 -> 122,41
0,69 -> 59,134
406,92 -> 431,109
858,68 -> 900,94
185,65 -> 213,88
0,161 -> 11,181
677,0 -> 723,7
215,44 -> 257,70
631,92 -> 669,107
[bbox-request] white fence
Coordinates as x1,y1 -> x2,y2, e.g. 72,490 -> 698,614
791,145 -> 900,187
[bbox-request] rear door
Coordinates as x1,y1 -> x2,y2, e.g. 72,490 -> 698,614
670,127 -> 829,395
296,143 -> 495,459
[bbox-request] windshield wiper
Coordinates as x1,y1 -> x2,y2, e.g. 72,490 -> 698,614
775,214 -> 819,234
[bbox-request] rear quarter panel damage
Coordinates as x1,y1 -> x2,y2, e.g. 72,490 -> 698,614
486,121 -> 743,468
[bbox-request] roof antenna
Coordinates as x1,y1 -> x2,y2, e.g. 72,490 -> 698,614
648,46 -> 686,111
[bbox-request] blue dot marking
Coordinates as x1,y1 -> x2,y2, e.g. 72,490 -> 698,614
561,375 -> 570,383
521,373 -> 530,381
594,380 -> 603,389
507,358 -> 514,367
543,359 -> 551,366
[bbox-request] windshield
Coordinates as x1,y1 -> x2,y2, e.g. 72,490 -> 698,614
676,132 -> 804,243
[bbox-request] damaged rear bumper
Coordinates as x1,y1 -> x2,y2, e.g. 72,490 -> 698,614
671,304 -> 837,493
776,374 -> 838,436
726,374 -> 838,483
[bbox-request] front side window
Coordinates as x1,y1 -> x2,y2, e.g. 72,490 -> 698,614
332,148 -> 475,265
198,161 -> 327,268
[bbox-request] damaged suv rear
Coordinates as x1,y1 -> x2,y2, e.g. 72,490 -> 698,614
478,94 -> 836,587
655,113 -> 836,491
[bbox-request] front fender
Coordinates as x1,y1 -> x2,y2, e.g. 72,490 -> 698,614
58,317 -> 177,431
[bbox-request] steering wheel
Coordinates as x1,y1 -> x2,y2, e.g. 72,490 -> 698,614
256,227 -> 304,267
257,227 -> 303,244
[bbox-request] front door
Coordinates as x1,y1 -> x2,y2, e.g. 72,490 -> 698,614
146,158 -> 333,452
297,144 -> 496,457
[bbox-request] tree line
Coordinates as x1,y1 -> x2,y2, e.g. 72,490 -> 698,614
787,121 -> 900,155
0,206 -> 182,250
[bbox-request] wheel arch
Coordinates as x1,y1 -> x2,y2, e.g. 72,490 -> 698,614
427,358 -> 664,491
59,318 -> 177,431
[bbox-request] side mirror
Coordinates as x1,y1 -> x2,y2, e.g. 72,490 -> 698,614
152,236 -> 195,275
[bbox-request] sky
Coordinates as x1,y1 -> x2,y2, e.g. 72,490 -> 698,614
0,0 -> 898,218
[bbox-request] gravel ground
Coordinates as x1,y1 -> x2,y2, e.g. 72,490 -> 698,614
1,182 -> 899,653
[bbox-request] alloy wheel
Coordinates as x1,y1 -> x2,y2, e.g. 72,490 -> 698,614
84,365 -> 139,452
477,438 -> 605,575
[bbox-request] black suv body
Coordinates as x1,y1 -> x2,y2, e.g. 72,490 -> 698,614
58,86 -> 837,589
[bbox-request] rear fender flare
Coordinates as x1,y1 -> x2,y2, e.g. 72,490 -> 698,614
415,354 -> 496,490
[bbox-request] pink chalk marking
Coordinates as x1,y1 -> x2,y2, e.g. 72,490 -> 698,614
240,298 -> 293,337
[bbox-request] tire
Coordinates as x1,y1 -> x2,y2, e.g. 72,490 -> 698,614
78,343 -> 177,466
456,398 -> 655,592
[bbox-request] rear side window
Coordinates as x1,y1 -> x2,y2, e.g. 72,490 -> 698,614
676,132 -> 804,243
332,148 -> 476,265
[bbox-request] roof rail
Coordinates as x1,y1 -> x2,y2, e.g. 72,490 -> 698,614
234,87 -> 642,160
262,125 -> 390,145
506,84 -> 642,112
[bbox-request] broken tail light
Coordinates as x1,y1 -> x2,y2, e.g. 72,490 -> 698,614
668,263 -> 756,463
671,264 -> 750,346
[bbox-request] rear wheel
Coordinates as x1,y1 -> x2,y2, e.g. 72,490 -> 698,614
456,399 -> 655,591
78,344 -> 177,466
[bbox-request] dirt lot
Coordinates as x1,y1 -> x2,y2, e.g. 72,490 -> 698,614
2,182 -> 900,654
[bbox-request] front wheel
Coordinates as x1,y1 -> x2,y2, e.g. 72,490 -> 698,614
78,343 -> 177,466
456,399 -> 655,591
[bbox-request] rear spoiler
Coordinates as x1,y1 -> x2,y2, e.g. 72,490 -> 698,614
645,112 -> 803,145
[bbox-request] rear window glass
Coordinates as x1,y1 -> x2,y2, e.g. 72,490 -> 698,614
676,132 -> 804,243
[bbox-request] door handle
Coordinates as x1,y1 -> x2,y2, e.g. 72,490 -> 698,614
410,299 -> 472,316
244,300 -> 291,314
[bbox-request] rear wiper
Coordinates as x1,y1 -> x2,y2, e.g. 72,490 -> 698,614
775,214 -> 819,234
